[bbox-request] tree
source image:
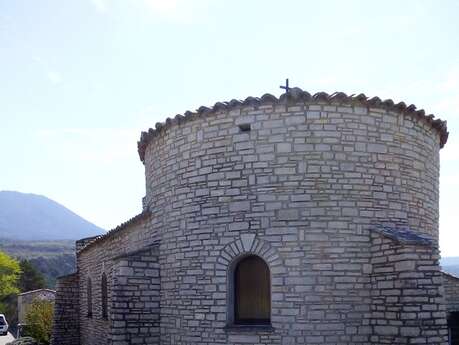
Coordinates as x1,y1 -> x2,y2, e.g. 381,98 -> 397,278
0,250 -> 20,307
18,260 -> 46,292
24,299 -> 54,345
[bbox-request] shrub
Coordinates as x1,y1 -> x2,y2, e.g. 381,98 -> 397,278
23,300 -> 53,345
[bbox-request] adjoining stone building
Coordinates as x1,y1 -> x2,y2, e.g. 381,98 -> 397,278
18,289 -> 55,325
443,271 -> 459,344
51,88 -> 459,345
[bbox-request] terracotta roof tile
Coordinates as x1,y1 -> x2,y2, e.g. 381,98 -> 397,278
78,210 -> 151,254
137,89 -> 449,163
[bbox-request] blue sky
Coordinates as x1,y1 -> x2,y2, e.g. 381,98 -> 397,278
1,0 -> 458,255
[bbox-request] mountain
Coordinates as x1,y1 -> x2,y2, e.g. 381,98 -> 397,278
0,191 -> 104,287
0,191 -> 104,240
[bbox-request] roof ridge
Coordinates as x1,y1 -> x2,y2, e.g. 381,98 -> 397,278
77,210 -> 151,254
18,288 -> 56,296
441,270 -> 459,280
137,89 -> 449,162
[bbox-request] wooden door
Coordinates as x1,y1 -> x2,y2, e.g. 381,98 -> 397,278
235,255 -> 270,324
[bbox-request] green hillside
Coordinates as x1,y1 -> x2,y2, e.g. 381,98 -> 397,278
0,239 -> 76,288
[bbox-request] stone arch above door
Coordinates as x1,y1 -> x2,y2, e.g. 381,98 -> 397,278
216,234 -> 283,273
215,234 -> 285,327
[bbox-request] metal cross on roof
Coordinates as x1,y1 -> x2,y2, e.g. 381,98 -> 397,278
280,78 -> 290,93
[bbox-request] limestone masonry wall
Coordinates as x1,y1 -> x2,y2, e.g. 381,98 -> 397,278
110,244 -> 160,345
443,273 -> 459,312
51,273 -> 80,345
77,215 -> 154,345
370,232 -> 447,344
140,99 -> 444,344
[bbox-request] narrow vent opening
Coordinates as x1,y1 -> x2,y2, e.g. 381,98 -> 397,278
239,124 -> 251,132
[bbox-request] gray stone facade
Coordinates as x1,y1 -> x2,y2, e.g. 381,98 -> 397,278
443,272 -> 459,344
110,243 -> 160,344
443,272 -> 459,313
50,273 -> 79,345
370,230 -> 447,343
51,90 -> 456,345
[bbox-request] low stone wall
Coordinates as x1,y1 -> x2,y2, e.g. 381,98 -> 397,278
370,230 -> 448,345
110,243 -> 160,345
50,273 -> 80,345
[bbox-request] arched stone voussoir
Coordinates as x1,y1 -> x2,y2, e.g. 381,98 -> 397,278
216,234 -> 282,271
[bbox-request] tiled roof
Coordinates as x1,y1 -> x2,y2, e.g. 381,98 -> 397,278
372,225 -> 434,246
137,88 -> 449,162
78,210 -> 151,254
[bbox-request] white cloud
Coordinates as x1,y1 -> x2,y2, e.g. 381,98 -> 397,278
143,0 -> 212,23
144,0 -> 180,15
32,56 -> 63,85
47,71 -> 62,85
91,0 -> 110,13
88,0 -> 212,22
439,64 -> 459,92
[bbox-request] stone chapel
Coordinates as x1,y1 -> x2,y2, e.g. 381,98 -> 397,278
51,88 -> 459,345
